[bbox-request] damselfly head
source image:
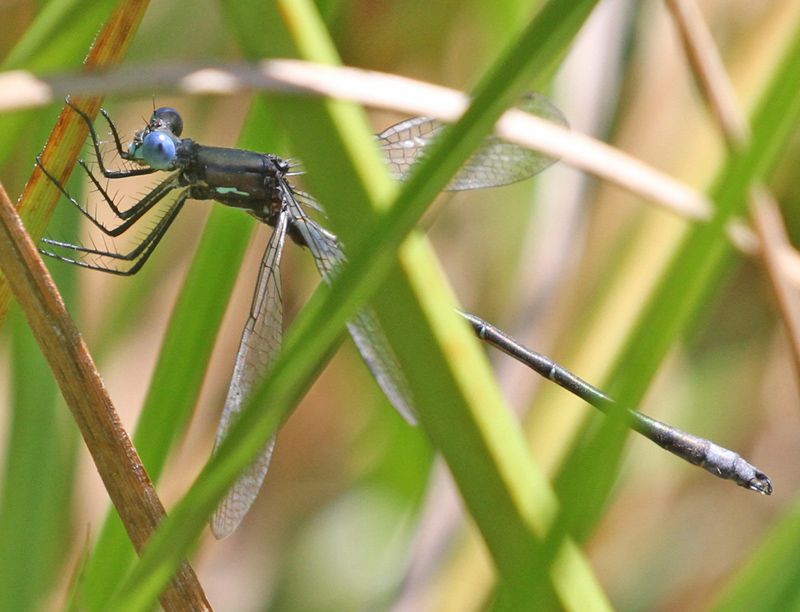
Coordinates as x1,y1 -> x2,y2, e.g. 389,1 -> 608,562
128,107 -> 184,170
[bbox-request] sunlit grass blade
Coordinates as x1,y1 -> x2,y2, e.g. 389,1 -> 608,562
553,15 -> 800,541
105,1 -> 618,611
0,306 -> 76,612
271,0 -> 606,607
77,100 -> 280,611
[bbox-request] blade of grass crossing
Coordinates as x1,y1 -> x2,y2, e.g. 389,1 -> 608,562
264,0 -> 610,609
105,0 -> 614,609
554,15 -> 800,542
79,100 -> 278,611
0,306 -> 76,612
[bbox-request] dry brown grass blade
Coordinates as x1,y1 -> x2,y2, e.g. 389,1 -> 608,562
0,180 -> 211,611
749,188 -> 800,379
0,59 -> 714,221
0,1 -> 213,608
0,0 -> 152,325
665,0 -> 751,149
668,0 -> 800,393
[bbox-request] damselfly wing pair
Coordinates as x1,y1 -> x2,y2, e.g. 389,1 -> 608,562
39,96 -> 771,539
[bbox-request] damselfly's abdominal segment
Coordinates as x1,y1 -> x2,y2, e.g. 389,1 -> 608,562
40,99 -> 771,539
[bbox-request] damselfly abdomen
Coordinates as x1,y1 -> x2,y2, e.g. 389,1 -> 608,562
39,97 -> 770,539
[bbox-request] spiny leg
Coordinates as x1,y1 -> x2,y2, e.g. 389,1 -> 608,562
38,101 -> 175,241
65,100 -> 156,180
79,167 -> 181,227
37,156 -> 180,235
41,191 -> 188,276
99,107 -> 131,162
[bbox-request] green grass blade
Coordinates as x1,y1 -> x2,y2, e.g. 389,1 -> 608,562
0,0 -> 120,167
0,88 -> 82,612
709,497 -> 800,612
0,306 -> 76,612
106,0 -> 617,610
78,100 -> 280,611
269,1 -> 603,606
554,16 -> 800,542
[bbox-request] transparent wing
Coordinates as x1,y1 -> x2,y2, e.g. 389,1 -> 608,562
286,190 -> 417,425
378,92 -> 568,191
210,208 -> 289,539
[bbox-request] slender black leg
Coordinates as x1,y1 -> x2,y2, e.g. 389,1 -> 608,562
64,100 -> 156,179
99,107 -> 131,162
37,155 -> 180,235
41,191 -> 188,276
77,163 -> 180,225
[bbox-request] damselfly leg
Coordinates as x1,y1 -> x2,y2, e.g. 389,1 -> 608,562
39,100 -> 772,539
38,104 -> 189,275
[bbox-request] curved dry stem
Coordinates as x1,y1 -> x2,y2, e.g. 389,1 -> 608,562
0,59 -> 712,222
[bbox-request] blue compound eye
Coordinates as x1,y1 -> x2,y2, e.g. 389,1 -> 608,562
141,131 -> 177,170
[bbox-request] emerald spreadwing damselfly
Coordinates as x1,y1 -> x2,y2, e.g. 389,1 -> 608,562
39,97 -> 771,539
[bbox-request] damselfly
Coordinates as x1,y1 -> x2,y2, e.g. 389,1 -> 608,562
39,98 -> 771,539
